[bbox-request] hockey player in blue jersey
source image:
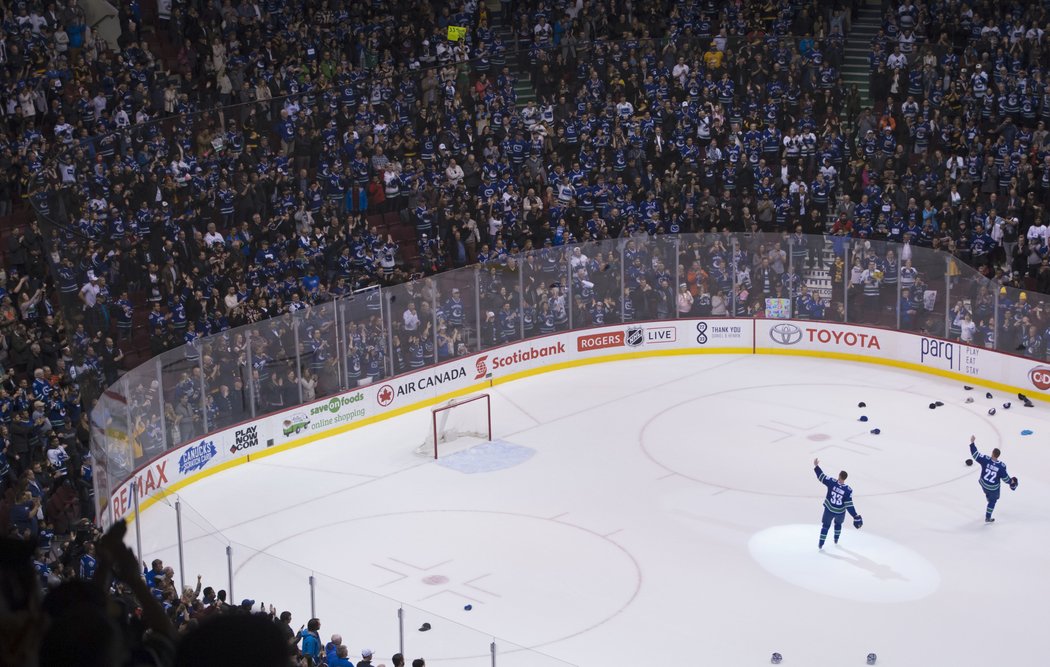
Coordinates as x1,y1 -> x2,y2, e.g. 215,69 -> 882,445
813,458 -> 862,549
968,435 -> 1017,523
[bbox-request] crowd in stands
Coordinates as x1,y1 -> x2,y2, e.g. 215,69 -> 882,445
1,517 -> 419,666
6,0 -> 1050,663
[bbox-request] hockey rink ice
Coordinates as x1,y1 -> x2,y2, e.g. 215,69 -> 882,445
135,355 -> 1050,666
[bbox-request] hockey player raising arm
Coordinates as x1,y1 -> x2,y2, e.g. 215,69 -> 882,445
968,435 -> 1017,523
813,458 -> 862,549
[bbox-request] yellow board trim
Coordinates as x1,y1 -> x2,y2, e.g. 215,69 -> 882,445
123,344 -> 1043,521
755,347 -> 1050,400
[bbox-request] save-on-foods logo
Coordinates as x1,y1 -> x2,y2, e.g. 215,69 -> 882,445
310,393 -> 364,416
577,331 -> 624,351
474,342 -> 566,379
1031,366 -> 1050,391
769,322 -> 803,345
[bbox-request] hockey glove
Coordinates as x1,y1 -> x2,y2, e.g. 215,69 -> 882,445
1009,477 -> 1018,491
853,515 -> 863,529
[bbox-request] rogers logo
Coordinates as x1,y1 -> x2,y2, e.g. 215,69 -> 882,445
577,332 -> 624,351
474,355 -> 489,380
1030,366 -> 1050,391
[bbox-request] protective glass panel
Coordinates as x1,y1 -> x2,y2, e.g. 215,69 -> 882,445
582,239 -> 624,326
904,244 -> 948,335
477,260 -> 523,350
248,317 -> 301,418
432,268 -> 478,361
298,300 -> 340,400
198,323 -> 253,434
122,363 -> 165,469
156,345 -> 206,449
93,386 -> 133,494
620,235 -> 675,322
384,279 -> 437,377
948,261 -> 996,348
340,286 -> 387,389
997,283 -> 1046,359
845,237 -> 896,328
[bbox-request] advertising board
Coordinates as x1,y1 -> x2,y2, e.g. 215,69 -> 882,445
116,318 -> 1050,520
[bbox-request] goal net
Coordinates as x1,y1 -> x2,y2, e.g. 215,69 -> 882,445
416,393 -> 492,459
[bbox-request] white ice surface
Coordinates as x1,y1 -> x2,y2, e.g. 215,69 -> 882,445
133,355 -> 1050,666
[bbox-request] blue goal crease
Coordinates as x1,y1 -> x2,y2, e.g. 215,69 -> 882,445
435,440 -> 536,473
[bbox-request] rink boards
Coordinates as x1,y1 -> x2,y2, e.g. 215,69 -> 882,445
107,318 -> 1050,524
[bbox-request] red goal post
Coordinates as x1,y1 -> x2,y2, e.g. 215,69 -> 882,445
418,393 -> 492,459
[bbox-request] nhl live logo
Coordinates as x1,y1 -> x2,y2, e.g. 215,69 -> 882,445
626,326 -> 644,348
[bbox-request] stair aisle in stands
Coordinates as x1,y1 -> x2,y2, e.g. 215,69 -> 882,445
484,0 -> 536,108
842,3 -> 884,105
